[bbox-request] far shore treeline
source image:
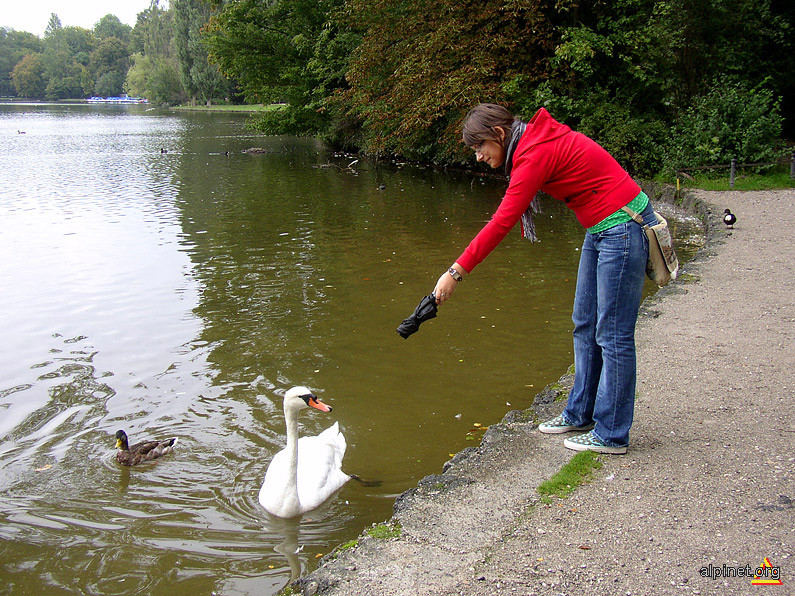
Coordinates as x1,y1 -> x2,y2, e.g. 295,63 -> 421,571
2,0 -> 793,177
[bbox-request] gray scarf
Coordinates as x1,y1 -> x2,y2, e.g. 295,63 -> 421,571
504,120 -> 541,242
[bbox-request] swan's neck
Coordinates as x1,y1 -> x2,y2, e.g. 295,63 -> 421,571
283,405 -> 301,510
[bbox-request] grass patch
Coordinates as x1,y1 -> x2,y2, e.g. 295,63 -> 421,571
537,451 -> 602,502
675,272 -> 700,284
674,165 -> 794,191
320,537 -> 361,564
338,538 -> 359,551
366,521 -> 402,540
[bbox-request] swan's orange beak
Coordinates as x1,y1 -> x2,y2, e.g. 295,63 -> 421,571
308,395 -> 332,412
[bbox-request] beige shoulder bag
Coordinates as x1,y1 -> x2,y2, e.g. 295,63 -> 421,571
621,206 -> 679,287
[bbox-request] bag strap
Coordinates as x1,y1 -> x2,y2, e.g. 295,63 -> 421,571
621,205 -> 648,229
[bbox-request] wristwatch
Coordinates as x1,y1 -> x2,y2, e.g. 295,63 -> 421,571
447,267 -> 463,282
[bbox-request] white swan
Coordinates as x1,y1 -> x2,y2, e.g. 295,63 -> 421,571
259,386 -> 350,517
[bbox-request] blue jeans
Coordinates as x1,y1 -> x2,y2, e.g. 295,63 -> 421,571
562,202 -> 656,447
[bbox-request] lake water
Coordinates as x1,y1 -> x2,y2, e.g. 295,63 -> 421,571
0,103 -> 703,595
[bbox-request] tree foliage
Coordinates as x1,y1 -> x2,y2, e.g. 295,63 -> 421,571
44,14 -> 62,38
11,53 -> 46,98
1,0 -> 791,175
41,25 -> 95,99
668,82 -> 783,168
203,0 -> 790,172
93,15 -> 132,43
1,2 -> 229,105
0,28 -> 41,96
126,2 -> 186,104
333,0 -> 557,160
172,0 -> 231,105
126,52 -> 183,104
204,0 -> 355,133
334,0 -> 789,172
89,37 -> 130,96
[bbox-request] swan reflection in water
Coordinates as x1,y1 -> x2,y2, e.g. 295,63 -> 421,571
271,517 -> 303,584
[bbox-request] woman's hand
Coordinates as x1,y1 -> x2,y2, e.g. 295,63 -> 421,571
433,264 -> 467,304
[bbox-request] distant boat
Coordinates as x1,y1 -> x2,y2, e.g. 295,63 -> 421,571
86,96 -> 149,104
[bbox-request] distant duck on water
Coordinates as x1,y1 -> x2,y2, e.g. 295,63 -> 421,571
723,209 -> 737,229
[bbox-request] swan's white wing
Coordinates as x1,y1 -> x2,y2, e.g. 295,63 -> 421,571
316,421 -> 347,465
295,423 -> 349,510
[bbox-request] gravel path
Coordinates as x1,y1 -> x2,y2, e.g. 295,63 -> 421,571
294,188 -> 794,596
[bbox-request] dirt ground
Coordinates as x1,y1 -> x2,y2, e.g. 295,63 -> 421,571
294,188 -> 795,596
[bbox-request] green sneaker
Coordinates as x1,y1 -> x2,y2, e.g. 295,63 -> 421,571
538,415 -> 595,434
563,430 -> 627,454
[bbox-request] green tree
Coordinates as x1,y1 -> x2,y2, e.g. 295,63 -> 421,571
172,0 -> 231,105
125,53 -> 152,96
341,0 -> 791,170
89,37 -> 130,95
95,71 -> 127,96
45,14 -> 62,38
205,0 -> 352,133
126,2 -> 186,103
0,28 -> 42,96
11,53 -> 46,98
41,25 -> 95,99
667,82 -> 783,169
126,52 -> 183,103
93,14 -> 132,43
335,0 -> 556,160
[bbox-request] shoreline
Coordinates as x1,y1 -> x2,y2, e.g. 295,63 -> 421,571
289,186 -> 794,596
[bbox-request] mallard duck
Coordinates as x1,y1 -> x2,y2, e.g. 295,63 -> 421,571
114,429 -> 178,466
259,386 -> 349,518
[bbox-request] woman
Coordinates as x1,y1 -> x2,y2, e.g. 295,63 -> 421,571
433,103 -> 658,455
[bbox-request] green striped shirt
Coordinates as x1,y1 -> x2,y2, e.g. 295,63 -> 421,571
587,191 -> 649,234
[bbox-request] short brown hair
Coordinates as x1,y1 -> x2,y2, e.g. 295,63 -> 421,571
462,104 -> 515,147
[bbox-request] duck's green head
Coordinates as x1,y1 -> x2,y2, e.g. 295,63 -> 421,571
115,430 -> 128,449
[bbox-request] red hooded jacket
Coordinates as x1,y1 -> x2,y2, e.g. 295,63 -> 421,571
456,108 -> 641,272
